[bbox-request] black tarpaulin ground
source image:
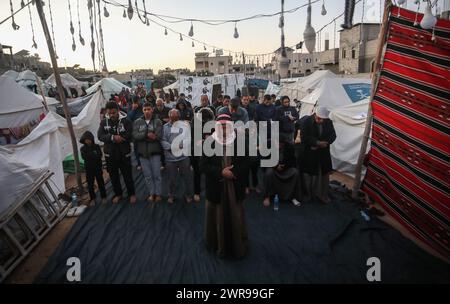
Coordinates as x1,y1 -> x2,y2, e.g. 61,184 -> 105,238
35,171 -> 450,283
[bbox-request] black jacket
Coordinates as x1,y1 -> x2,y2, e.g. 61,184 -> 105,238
275,105 -> 299,133
199,140 -> 249,204
79,131 -> 103,172
97,113 -> 133,159
300,115 -> 336,175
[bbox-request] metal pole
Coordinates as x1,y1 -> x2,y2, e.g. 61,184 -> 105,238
35,0 -> 83,192
352,0 -> 391,198
35,75 -> 49,113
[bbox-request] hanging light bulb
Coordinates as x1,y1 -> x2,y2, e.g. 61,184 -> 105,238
164,28 -> 168,35
80,34 -> 85,46
303,0 -> 316,54
188,22 -> 194,37
12,21 -> 19,30
234,22 -> 239,39
104,6 -> 110,18
420,4 -> 437,30
180,33 -> 183,41
192,41 -> 195,47
32,39 -> 38,49
123,8 -> 126,18
72,37 -> 76,51
146,18 -> 150,26
70,21 -> 75,35
21,0 -> 25,8
127,0 -> 134,20
321,0 -> 327,16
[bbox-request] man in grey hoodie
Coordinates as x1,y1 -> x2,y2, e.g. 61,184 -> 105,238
161,109 -> 193,204
133,102 -> 163,202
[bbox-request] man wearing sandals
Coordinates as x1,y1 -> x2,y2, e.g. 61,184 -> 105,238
98,101 -> 137,204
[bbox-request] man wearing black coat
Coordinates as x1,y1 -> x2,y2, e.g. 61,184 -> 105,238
300,107 -> 336,203
98,101 -> 136,204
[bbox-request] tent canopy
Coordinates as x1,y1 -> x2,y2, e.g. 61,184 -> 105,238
2,70 -> 19,80
86,77 -> 131,98
45,73 -> 86,89
163,80 -> 179,93
279,70 -> 336,100
0,75 -> 49,128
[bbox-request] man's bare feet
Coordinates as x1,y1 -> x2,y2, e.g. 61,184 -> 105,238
167,196 -> 174,204
155,195 -> 162,202
263,197 -> 270,207
112,196 -> 122,204
129,195 -> 137,204
186,196 -> 193,203
147,195 -> 155,202
194,194 -> 200,203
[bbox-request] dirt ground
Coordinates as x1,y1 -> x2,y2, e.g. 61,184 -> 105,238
5,171 -> 448,283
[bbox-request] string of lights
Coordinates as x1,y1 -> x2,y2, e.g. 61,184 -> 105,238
104,0 -> 321,25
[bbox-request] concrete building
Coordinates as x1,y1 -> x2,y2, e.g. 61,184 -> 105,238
158,67 -> 190,78
0,45 -> 52,77
195,52 -> 232,75
339,23 -> 380,74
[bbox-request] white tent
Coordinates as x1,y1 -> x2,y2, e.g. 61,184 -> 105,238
299,77 -> 372,176
2,70 -> 19,80
86,77 -> 131,99
0,90 -> 105,216
163,80 -> 179,93
264,81 -> 282,96
279,70 -> 337,100
16,70 -> 41,88
46,73 -> 87,97
0,75 -> 58,129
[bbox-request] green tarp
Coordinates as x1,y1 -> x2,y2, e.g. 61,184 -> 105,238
62,154 -> 85,174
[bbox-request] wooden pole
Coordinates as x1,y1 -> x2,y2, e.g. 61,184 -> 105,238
352,0 -> 391,198
35,0 -> 83,192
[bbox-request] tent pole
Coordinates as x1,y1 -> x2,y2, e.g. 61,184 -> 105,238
352,0 -> 391,198
35,0 -> 83,193
35,75 -> 49,113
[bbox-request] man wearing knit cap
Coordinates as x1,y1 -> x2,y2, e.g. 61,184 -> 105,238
199,113 -> 249,259
299,106 -> 336,204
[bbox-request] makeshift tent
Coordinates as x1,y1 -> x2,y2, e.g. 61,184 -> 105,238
54,93 -> 94,117
2,70 -> 19,80
46,73 -> 87,97
0,75 -> 58,129
163,80 -> 179,93
299,77 -> 371,175
0,90 -> 105,216
264,81 -> 282,96
86,77 -> 131,100
279,70 -> 336,100
178,74 -> 245,107
362,6 -> 450,259
16,70 -> 41,88
62,154 -> 85,173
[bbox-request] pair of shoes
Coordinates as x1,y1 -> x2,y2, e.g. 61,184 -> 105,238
193,194 -> 200,203
112,196 -> 122,204
129,195 -> 137,204
263,198 -> 270,207
167,196 -> 174,204
147,195 -> 155,202
292,199 -> 302,206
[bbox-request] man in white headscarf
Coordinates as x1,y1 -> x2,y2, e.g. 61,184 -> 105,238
300,106 -> 336,203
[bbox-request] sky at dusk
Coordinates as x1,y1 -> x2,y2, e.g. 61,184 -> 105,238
1,0 -> 448,72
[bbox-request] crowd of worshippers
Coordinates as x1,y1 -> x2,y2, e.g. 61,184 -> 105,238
79,87 -> 336,208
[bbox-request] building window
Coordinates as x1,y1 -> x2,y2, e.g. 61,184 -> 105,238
342,49 -> 346,59
352,49 -> 356,59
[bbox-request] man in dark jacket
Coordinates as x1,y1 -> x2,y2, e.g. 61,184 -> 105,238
194,94 -> 216,116
153,98 -> 170,123
98,101 -> 136,204
300,107 -> 336,204
133,102 -> 163,202
175,99 -> 194,122
199,114 -> 249,259
275,96 -> 299,144
217,97 -> 249,124
80,131 -> 107,205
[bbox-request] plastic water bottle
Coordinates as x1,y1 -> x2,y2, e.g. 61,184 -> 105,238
71,192 -> 78,207
273,195 -> 279,211
360,210 -> 370,222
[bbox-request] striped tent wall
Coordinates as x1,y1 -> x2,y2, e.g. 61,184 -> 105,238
362,5 -> 450,258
